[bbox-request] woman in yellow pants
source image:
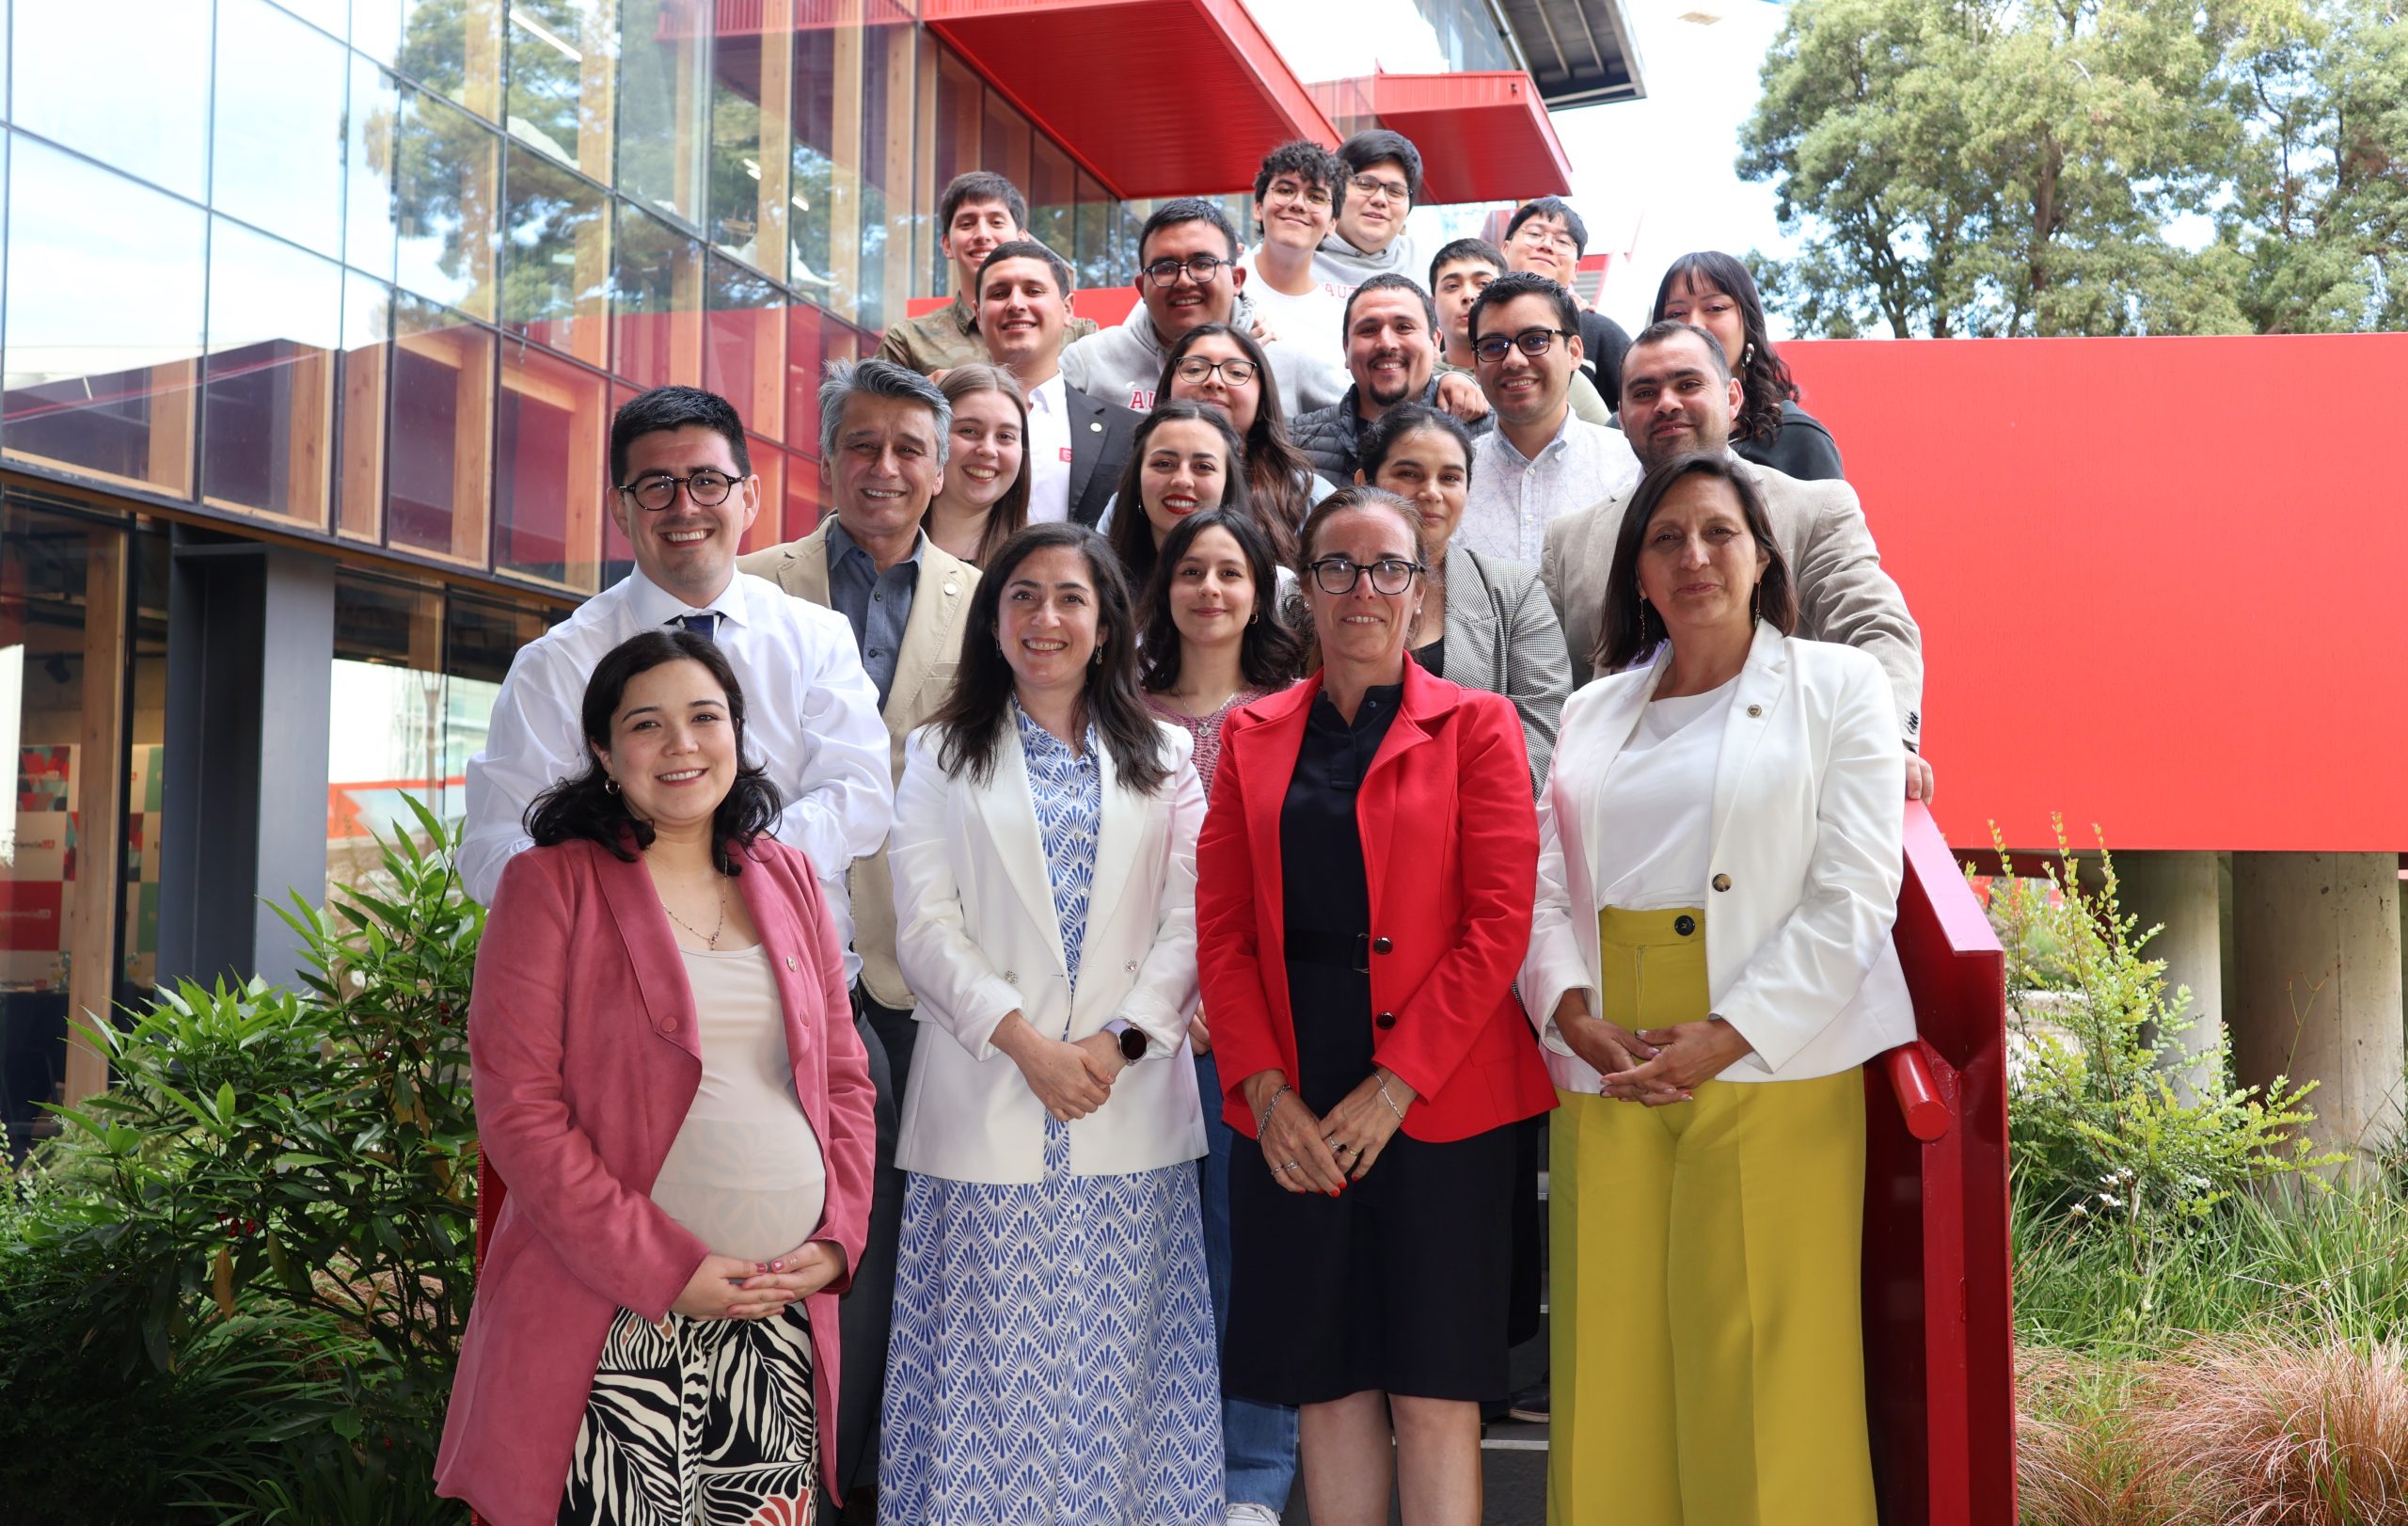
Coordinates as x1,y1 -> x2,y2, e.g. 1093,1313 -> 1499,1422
1519,450 -> 1915,1525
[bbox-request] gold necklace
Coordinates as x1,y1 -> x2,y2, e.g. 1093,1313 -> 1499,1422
662,877 -> 728,950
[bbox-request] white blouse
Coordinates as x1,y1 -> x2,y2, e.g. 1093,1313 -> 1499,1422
649,946 -> 828,1262
1592,676 -> 1736,912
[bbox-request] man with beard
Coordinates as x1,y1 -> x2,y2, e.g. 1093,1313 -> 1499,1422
1289,274 -> 1494,484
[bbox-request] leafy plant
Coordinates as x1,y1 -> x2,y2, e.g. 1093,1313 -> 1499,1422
0,798 -> 481,1522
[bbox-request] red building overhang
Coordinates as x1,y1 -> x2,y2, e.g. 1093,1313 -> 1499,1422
1312,71 -> 1575,205
922,0 -> 1338,199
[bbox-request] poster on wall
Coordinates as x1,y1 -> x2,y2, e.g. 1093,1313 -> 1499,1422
4,744 -> 78,989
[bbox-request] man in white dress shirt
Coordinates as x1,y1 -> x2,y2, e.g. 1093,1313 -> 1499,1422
975,239 -> 1139,528
1458,272 -> 1640,564
460,387 -> 893,944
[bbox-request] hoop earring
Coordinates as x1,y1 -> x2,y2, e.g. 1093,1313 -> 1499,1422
604,775 -> 619,795
1741,342 -> 1754,368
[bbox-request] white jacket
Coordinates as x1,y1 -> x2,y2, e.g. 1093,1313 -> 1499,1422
1520,625 -> 1914,1088
890,720 -> 1207,1183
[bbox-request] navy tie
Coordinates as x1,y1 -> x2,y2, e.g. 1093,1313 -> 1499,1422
671,612 -> 722,643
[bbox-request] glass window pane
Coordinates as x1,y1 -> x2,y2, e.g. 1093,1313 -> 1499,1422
335,274 -> 393,541
352,0 -> 403,63
11,1 -> 210,199
326,571 -> 446,902
784,452 -> 822,543
496,344 -> 607,590
3,136 -> 203,496
273,0 -> 347,34
616,0 -> 707,228
705,255 -> 784,443
709,24 -> 789,279
214,0 -> 346,257
346,56 -> 402,281
788,24 -> 839,310
982,93 -> 1031,201
202,218 -> 341,526
387,297 -> 494,563
1075,169 -> 1112,290
925,47 -> 983,296
504,0 -> 615,183
398,0 -> 502,122
784,299 -> 858,459
603,380 -> 638,587
393,84 -> 499,319
737,439 -> 782,557
501,146 -> 610,365
1030,135 -> 1074,268
611,202 -> 702,391
857,17 -> 911,332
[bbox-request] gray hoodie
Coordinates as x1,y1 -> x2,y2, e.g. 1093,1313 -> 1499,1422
1310,230 -> 1422,298
1060,292 -> 1347,417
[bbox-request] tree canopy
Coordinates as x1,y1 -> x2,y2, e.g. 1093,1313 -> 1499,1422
1739,0 -> 2407,337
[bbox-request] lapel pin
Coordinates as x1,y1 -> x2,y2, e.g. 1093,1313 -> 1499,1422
1089,421 -> 1102,432
784,955 -> 798,971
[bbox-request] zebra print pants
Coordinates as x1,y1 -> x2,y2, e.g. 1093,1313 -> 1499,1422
557,1303 -> 817,1526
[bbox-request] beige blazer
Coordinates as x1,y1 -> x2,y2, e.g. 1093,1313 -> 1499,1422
1538,454 -> 1925,748
738,521 -> 978,1008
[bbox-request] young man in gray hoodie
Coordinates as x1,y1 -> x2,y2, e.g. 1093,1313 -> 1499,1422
1311,129 -> 1425,299
1059,199 -> 1347,416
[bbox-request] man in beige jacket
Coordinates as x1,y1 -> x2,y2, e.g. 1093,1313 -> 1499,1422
736,356 -> 977,1508
1541,320 -> 1933,796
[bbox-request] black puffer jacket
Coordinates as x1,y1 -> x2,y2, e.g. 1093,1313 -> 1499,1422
1290,377 -> 1495,483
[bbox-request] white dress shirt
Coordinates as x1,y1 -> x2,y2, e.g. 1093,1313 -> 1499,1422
1459,412 -> 1640,564
460,566 -> 893,978
1025,373 -> 1073,525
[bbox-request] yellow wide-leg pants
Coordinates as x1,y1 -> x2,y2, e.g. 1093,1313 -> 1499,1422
1547,906 -> 1876,1526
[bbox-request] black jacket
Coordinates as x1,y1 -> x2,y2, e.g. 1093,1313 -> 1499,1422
1291,376 -> 1495,484
1066,385 -> 1141,528
1732,399 -> 1846,483
1578,310 -> 1633,412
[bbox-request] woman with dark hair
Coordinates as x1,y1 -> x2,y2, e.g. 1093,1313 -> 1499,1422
1157,321 -> 1333,531
1652,250 -> 1846,483
436,630 -> 878,1526
1523,451 -> 1909,1523
927,362 -> 1031,566
1197,487 -> 1555,1525
879,523 -> 1222,1521
1106,400 -> 1277,597
1137,507 -> 1305,1519
1354,402 -> 1569,796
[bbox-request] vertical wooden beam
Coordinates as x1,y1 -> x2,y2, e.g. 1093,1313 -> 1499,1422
150,358 -> 199,498
883,23 -> 915,316
757,0 -> 795,293
64,530 -> 127,1105
286,346 -> 334,530
579,0 -> 617,183
831,0 -> 864,317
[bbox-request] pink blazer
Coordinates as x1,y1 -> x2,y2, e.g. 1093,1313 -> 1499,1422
434,836 -> 877,1525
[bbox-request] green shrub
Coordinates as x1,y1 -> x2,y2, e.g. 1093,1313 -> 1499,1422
0,799 -> 480,1523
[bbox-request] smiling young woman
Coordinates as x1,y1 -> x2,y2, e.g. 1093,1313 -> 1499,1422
928,363 -> 1032,566
1105,400 -> 1254,596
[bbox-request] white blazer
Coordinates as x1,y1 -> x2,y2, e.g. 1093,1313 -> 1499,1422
1520,624 -> 1914,1089
889,718 -> 1207,1184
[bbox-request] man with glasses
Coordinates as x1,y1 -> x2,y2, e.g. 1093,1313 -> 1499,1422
875,170 -> 1099,376
1291,274 -> 1496,484
974,238 -> 1138,527
1237,141 -> 1350,374
1502,196 -> 1633,413
1061,198 -> 1344,416
1312,130 -> 1425,298
1458,271 -> 1640,563
1432,237 -> 1614,426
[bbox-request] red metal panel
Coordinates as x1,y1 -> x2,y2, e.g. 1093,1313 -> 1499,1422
1782,332 -> 2408,854
922,0 -> 1338,199
1310,71 -> 1576,205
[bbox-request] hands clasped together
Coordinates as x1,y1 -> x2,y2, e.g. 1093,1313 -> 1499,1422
1244,1067 -> 1420,1196
672,1238 -> 848,1322
1549,991 -> 1755,1105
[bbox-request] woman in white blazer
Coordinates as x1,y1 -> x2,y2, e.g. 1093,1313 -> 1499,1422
1519,450 -> 1910,1526
879,521 -> 1222,1523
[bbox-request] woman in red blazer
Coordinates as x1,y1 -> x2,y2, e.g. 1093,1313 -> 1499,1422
435,630 -> 878,1526
1196,487 -> 1557,1526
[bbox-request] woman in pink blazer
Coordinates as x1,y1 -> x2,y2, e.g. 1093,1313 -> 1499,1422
436,629 -> 878,1526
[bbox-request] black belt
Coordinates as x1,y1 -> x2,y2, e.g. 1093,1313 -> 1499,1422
1287,929 -> 1370,973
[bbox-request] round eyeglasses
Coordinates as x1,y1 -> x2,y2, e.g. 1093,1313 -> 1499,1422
1471,328 -> 1579,364
620,470 -> 738,512
1308,556 -> 1423,596
1143,254 -> 1230,287
1173,355 -> 1259,387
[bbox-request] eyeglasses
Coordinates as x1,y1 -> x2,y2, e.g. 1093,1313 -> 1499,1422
1513,226 -> 1578,253
1472,328 -> 1578,364
1348,172 -> 1411,204
620,469 -> 739,511
1263,179 -> 1332,207
1308,555 -> 1423,596
1173,355 -> 1259,387
1143,253 -> 1230,287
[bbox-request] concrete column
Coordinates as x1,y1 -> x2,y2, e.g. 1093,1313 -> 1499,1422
2231,852 -> 2406,1176
2115,850 -> 2226,1105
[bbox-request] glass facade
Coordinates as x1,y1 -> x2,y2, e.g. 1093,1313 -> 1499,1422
0,0 -> 1139,599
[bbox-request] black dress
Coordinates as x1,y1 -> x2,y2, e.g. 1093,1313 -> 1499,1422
1221,684 -> 1519,1407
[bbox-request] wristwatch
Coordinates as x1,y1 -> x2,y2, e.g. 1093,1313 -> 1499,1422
1109,1021 -> 1148,1064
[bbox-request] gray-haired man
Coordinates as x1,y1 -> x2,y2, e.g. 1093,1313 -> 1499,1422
737,357 -> 982,1506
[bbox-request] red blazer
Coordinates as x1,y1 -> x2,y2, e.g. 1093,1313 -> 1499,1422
1196,660 -> 1557,1141
435,836 -> 877,1526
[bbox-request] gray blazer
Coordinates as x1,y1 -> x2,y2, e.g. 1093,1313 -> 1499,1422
1434,547 -> 1572,797
1539,455 -> 1924,748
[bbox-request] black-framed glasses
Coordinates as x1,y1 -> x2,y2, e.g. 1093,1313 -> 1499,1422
1142,253 -> 1229,287
1173,355 -> 1259,387
1348,172 -> 1410,204
1471,328 -> 1578,364
1309,555 -> 1423,596
619,470 -> 738,511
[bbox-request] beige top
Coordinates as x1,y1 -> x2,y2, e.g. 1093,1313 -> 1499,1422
649,946 -> 828,1262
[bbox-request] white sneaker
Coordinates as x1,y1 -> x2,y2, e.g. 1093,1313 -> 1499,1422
1226,1506 -> 1282,1525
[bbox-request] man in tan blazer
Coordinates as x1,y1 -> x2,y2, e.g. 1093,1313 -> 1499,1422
735,356 -> 976,1508
1541,320 -> 1932,795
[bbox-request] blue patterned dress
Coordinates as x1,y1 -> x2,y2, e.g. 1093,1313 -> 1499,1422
878,707 -> 1223,1523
